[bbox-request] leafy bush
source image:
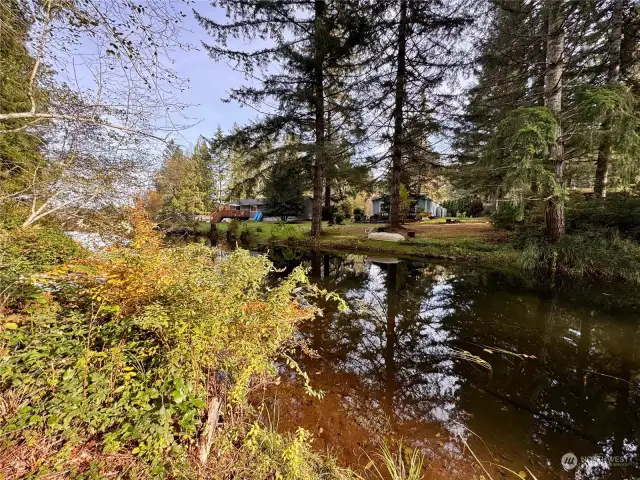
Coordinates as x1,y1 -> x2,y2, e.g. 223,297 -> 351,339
338,202 -> 352,219
0,225 -> 83,308
566,194 -> 640,241
491,202 -> 522,231
442,197 -> 471,217
469,197 -> 484,217
334,213 -> 345,225
240,224 -> 254,244
226,218 -> 241,242
353,207 -> 365,222
0,202 -> 31,229
226,423 -> 352,480
0,213 -> 338,476
443,197 -> 486,218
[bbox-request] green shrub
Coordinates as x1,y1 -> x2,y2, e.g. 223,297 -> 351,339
491,202 -> 521,231
338,202 -> 352,219
469,197 -> 484,217
442,197 -> 471,217
0,202 -> 30,229
566,194 -> 640,241
226,218 -> 241,242
518,232 -> 640,283
0,215 -> 340,476
353,207 -> 365,222
0,225 -> 84,308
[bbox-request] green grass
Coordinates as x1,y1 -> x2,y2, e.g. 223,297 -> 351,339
205,219 -> 640,283
311,237 -> 518,268
195,221 -> 212,234
206,220 -> 519,269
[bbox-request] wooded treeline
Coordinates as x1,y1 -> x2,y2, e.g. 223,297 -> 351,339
456,0 -> 640,241
192,0 -> 640,243
1,0 -> 640,246
194,0 -> 474,233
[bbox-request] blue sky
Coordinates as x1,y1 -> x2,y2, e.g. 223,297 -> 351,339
172,2 -> 261,147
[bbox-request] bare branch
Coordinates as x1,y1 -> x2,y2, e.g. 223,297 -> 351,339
0,112 -> 168,141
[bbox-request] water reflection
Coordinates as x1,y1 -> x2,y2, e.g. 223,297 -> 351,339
264,249 -> 640,480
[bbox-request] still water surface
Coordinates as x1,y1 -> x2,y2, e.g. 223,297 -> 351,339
259,247 -> 640,480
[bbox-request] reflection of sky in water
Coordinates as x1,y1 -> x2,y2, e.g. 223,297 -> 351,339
335,261 -> 469,438
293,252 -> 640,480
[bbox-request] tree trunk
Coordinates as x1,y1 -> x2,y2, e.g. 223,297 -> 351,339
209,221 -> 219,243
594,0 -> 624,199
324,183 -> 331,209
384,263 -> 398,428
594,135 -> 612,198
389,0 -> 407,230
311,0 -> 326,237
533,8 -> 548,107
324,109 -> 331,210
543,0 -> 565,243
198,396 -> 222,465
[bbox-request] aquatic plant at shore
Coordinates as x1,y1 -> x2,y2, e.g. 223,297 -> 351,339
518,232 -> 640,283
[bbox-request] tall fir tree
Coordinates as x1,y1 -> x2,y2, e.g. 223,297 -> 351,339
543,0 -> 566,242
196,0 -> 368,236
591,0 -> 640,197
153,142 -> 215,221
354,0 -> 474,228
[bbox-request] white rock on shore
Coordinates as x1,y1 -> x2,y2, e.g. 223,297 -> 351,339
367,232 -> 405,242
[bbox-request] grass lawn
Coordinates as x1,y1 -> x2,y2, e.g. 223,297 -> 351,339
204,218 -> 518,268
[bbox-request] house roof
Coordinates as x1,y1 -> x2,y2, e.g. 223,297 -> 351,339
230,198 -> 264,206
372,194 -> 430,202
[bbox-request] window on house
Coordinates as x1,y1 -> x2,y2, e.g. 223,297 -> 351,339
250,206 -> 257,212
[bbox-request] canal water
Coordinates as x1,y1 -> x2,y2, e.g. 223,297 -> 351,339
258,247 -> 640,480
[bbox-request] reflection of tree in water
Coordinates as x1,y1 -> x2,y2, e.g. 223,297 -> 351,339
303,257 -> 467,444
289,252 -> 640,479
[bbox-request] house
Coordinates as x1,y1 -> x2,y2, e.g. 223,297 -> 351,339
228,198 -> 265,217
211,197 -> 314,222
371,195 -> 448,218
212,198 -> 265,222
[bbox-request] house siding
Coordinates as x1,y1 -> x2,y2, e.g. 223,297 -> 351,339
372,199 -> 381,215
371,196 -> 448,218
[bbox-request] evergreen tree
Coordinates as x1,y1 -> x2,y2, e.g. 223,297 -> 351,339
590,0 -> 640,197
208,127 -> 231,205
154,143 -> 214,221
542,0 -> 566,242
453,0 -> 542,198
454,0 -> 607,242
196,0 -> 367,236
354,0 -> 474,228
263,162 -> 306,221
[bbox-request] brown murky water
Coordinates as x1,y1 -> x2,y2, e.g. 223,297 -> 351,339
259,247 -> 640,480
